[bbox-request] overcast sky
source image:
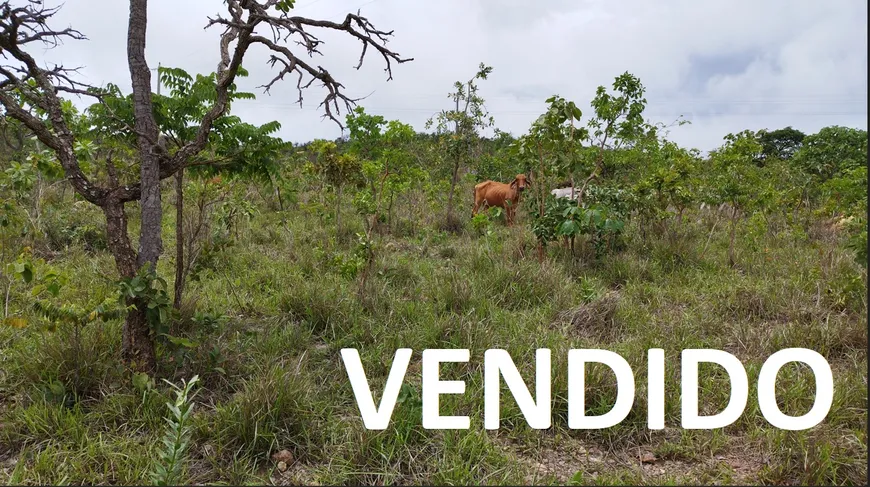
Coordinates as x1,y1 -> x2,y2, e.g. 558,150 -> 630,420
38,0 -> 868,152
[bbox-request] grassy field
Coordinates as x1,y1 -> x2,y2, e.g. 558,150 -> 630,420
0,0 -> 866,484
1,187 -> 866,485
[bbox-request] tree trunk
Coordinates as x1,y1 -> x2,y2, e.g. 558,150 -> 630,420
728,204 -> 738,268
387,190 -> 394,231
127,0 -> 163,373
271,174 -> 286,225
446,158 -> 460,225
102,201 -> 156,373
173,168 -> 184,309
128,0 -> 163,270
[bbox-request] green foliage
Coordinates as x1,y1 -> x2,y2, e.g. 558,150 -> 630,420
530,194 -> 626,255
156,66 -> 289,182
633,139 -> 698,229
515,72 -> 652,256
215,195 -> 258,239
380,120 -> 418,190
845,223 -> 867,267
470,207 -> 502,236
708,130 -> 764,210
512,95 -> 588,252
117,266 -> 173,336
3,253 -> 60,329
588,71 -> 648,145
819,165 -> 868,266
150,375 -> 200,486
756,126 -> 806,162
309,139 -> 363,189
751,158 -> 811,216
3,253 -> 123,333
30,297 -> 123,332
819,165 -> 867,216
275,0 -> 296,13
792,125 -> 868,182
3,160 -> 37,194
426,62 -> 495,147
9,253 -> 34,284
515,94 -> 587,177
85,66 -> 290,185
346,106 -> 387,161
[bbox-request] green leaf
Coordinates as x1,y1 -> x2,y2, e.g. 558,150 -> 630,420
21,266 -> 33,283
558,220 -> 579,236
165,334 -> 200,349
276,0 -> 296,12
133,372 -> 152,391
46,281 -> 61,297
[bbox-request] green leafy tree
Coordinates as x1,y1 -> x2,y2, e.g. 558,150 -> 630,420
707,130 -> 764,267
512,95 -> 586,259
309,139 -> 363,239
820,165 -> 868,266
346,106 -> 387,162
426,63 -> 495,229
792,126 -> 867,182
346,114 -> 417,294
378,120 -> 418,230
756,126 -> 806,162
159,66 -> 290,307
345,107 -> 387,232
580,71 -> 650,206
633,139 -> 699,239
514,72 -> 650,261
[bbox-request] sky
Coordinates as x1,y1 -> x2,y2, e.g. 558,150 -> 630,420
35,0 -> 869,152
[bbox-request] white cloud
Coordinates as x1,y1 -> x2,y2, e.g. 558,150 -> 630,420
35,0 -> 867,151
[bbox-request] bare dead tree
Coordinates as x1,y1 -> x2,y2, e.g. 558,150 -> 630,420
0,0 -> 411,373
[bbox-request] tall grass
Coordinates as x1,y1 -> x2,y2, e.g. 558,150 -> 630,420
0,190 -> 866,485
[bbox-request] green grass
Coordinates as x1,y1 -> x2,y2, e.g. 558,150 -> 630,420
0,191 -> 866,485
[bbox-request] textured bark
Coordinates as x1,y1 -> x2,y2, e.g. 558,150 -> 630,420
123,297 -> 157,373
128,0 -> 163,270
103,201 -> 137,278
173,168 -> 185,309
102,200 -> 156,372
125,0 -> 163,372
